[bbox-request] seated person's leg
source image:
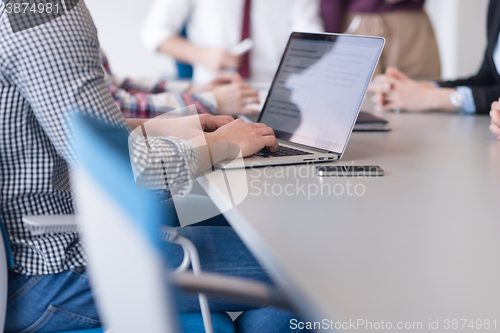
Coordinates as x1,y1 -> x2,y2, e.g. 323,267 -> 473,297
165,194 -> 230,227
7,226 -> 309,333
167,226 -> 311,333
167,226 -> 271,295
6,224 -> 301,333
235,307 -> 315,333
189,214 -> 230,227
5,268 -> 99,333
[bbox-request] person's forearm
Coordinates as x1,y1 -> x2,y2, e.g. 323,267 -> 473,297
127,119 -> 223,177
158,35 -> 202,65
428,88 -> 456,112
190,135 -> 239,177
418,80 -> 439,89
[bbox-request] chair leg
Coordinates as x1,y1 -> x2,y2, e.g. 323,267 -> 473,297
174,235 -> 214,333
161,227 -> 214,333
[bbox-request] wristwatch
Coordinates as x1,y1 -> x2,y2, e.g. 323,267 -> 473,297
449,90 -> 463,110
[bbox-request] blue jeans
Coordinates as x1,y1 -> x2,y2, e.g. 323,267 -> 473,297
6,212 -> 311,333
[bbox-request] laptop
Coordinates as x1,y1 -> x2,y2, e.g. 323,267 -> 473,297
218,32 -> 385,169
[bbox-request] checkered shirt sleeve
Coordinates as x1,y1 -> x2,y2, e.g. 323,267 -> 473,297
0,1 -> 199,275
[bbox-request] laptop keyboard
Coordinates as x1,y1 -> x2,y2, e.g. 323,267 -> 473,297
254,146 -> 314,158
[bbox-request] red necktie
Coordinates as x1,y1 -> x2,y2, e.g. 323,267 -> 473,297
239,0 -> 251,79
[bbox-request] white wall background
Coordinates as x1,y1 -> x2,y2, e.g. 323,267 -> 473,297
425,0 -> 489,80
85,0 -> 175,79
86,0 -> 491,81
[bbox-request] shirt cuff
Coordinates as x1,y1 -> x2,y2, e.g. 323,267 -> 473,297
168,138 -> 200,184
456,86 -> 476,114
129,133 -> 200,196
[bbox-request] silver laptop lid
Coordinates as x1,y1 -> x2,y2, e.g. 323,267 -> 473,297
258,32 -> 384,156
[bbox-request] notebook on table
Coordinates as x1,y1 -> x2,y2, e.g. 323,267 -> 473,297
353,111 -> 390,131
239,111 -> 390,131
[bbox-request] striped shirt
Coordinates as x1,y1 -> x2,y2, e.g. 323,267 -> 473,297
100,50 -> 218,117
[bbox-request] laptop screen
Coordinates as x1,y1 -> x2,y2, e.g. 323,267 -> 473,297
258,33 -> 384,155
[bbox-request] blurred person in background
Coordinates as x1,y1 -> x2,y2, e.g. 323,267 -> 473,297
370,0 -> 500,115
321,0 -> 440,79
100,50 -> 260,116
141,0 -> 324,85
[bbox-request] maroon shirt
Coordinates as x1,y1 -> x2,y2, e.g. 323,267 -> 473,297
321,0 -> 425,33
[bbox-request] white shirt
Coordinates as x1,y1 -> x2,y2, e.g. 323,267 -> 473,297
142,0 -> 324,84
494,32 -> 500,75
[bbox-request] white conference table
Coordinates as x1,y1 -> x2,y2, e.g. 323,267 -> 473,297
199,112 -> 500,332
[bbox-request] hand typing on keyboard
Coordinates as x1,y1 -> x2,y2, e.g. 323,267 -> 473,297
205,119 -> 279,157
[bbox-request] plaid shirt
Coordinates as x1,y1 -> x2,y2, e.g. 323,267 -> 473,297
0,1 -> 199,275
100,50 -> 217,118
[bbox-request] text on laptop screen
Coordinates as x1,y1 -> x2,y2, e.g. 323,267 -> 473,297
259,34 -> 384,154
